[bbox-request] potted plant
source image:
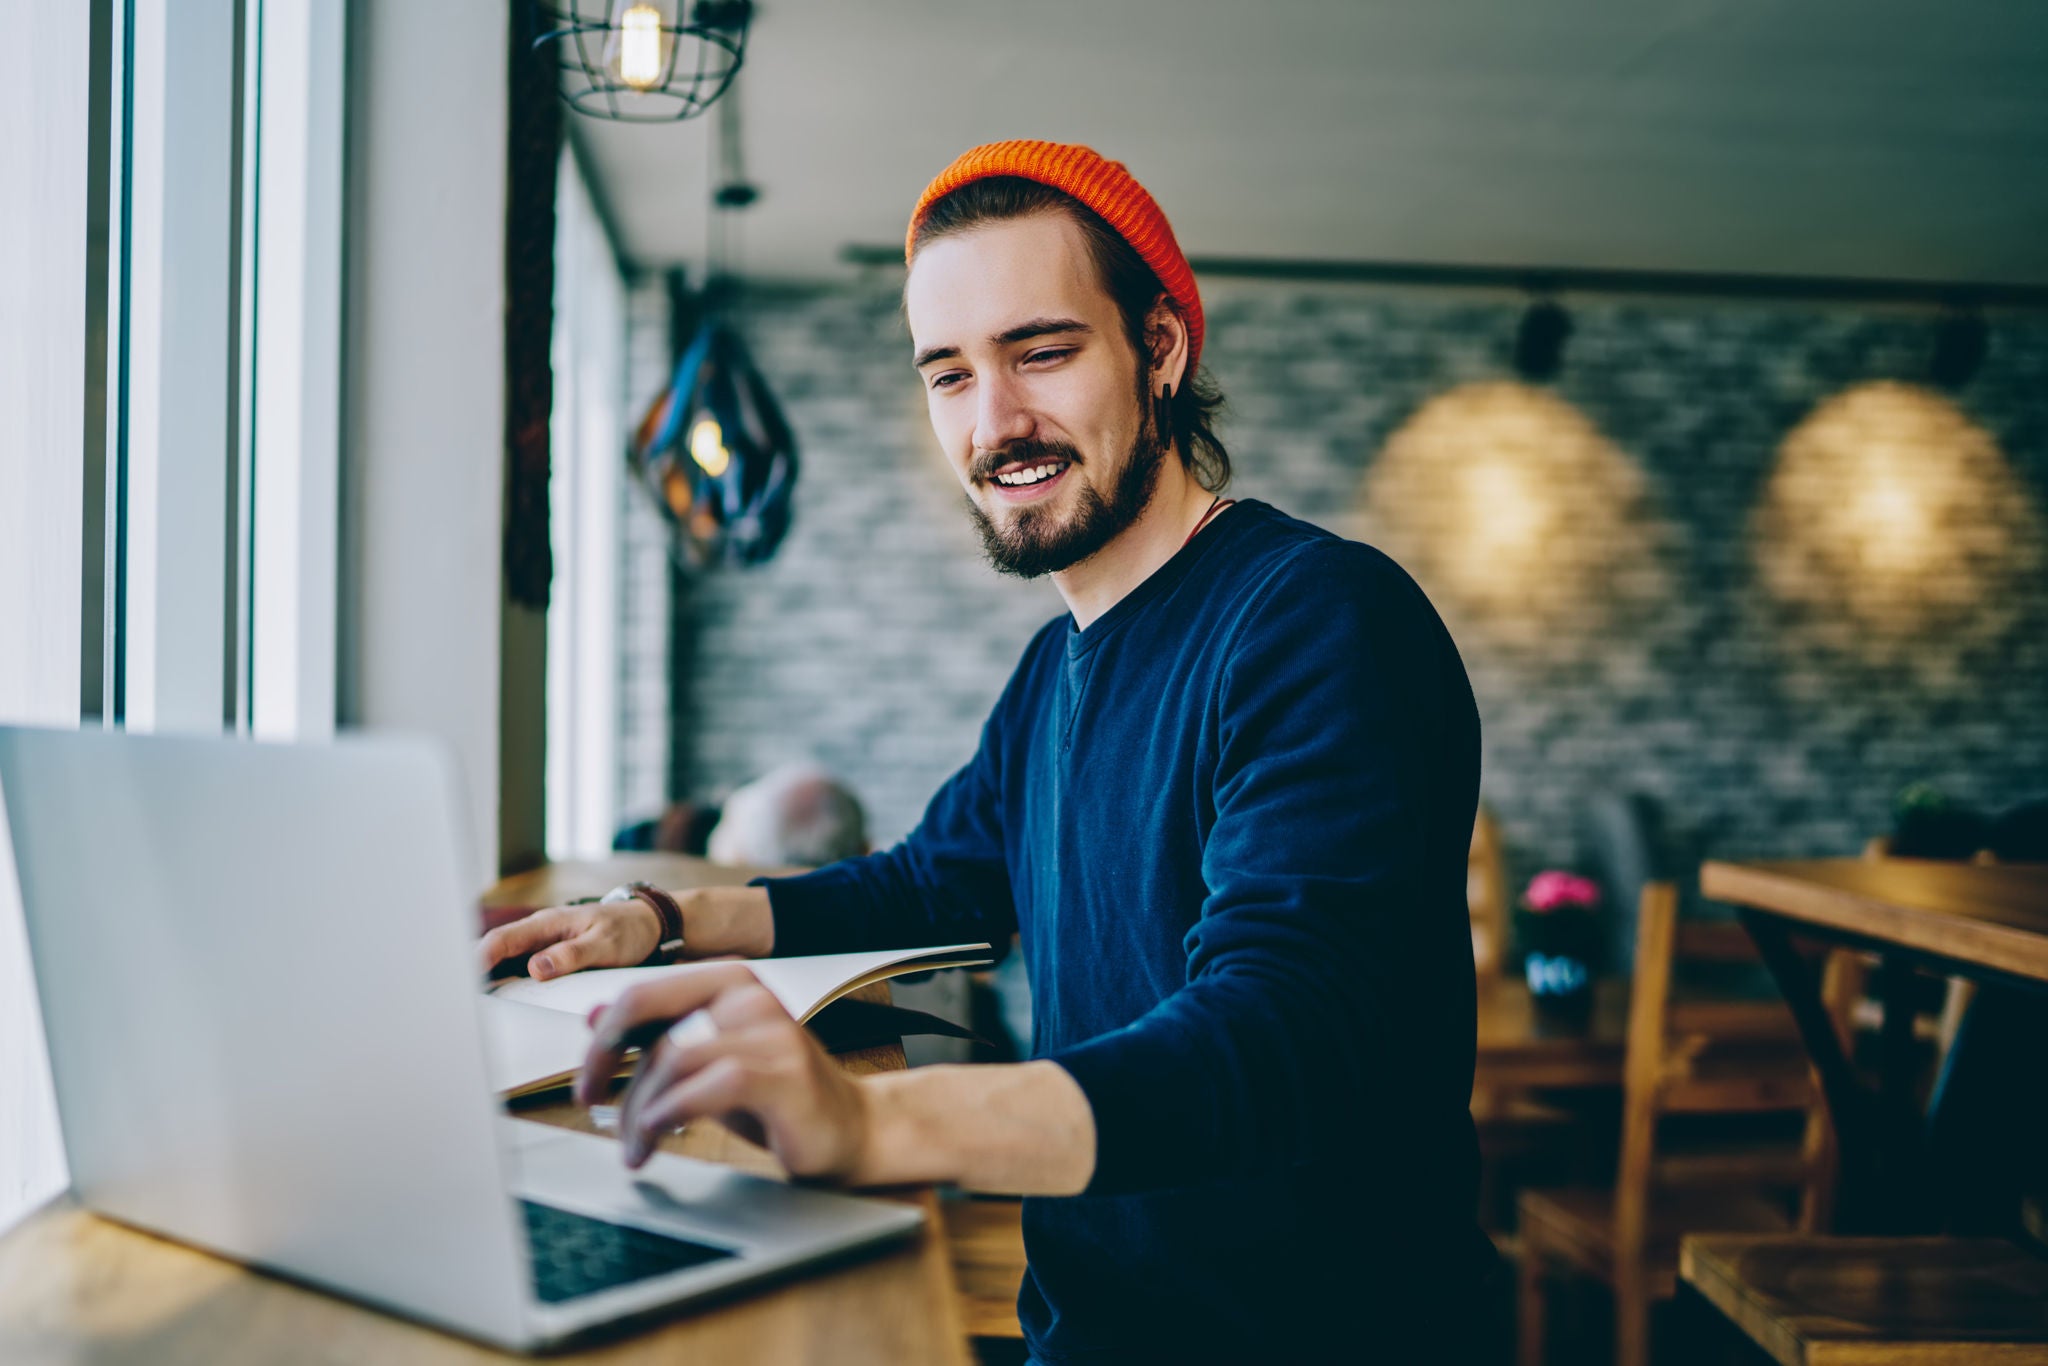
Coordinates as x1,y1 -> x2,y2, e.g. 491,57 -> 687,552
1516,870 -> 1602,1030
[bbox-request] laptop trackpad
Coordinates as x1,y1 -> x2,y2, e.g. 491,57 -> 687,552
501,1118 -> 921,1254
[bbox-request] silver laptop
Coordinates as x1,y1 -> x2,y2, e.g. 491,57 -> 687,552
0,725 -> 923,1352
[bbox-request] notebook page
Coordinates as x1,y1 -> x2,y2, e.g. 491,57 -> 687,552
487,944 -> 992,1024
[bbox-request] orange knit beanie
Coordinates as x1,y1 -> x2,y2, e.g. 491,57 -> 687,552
905,140 -> 1204,377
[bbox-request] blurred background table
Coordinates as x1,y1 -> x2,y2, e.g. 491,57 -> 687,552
1705,858 -> 2048,1235
1475,977 -> 1628,1091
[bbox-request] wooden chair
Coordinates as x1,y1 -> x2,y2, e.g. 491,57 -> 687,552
1467,806 -> 1588,1232
1470,805 -> 1512,977
1516,882 -> 1844,1366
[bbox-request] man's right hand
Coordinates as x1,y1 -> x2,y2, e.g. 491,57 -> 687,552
478,885 -> 778,981
478,902 -> 661,981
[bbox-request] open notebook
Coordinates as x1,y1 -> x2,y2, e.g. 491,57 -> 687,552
479,943 -> 993,1099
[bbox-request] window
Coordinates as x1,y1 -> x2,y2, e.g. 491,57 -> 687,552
0,0 -> 343,1233
546,147 -> 631,858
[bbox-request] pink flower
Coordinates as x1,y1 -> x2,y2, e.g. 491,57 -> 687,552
1523,870 -> 1602,913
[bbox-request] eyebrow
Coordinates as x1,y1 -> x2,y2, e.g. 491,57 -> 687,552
912,317 -> 1095,370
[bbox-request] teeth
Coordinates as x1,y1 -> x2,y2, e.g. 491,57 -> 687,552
996,462 -> 1064,487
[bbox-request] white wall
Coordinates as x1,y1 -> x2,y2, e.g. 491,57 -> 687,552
341,0 -> 509,884
0,0 -> 90,1232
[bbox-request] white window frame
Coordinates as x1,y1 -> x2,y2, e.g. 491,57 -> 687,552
547,146 -> 629,858
121,0 -> 239,734
249,0 -> 344,741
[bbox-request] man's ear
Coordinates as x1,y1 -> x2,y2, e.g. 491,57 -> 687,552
1143,295 -> 1190,396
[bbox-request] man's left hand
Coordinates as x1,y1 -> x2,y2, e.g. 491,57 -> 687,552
577,963 -> 872,1177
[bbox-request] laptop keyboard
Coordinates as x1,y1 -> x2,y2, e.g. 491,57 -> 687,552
520,1199 -> 736,1304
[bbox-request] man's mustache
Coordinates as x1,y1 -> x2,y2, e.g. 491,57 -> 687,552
970,440 -> 1085,485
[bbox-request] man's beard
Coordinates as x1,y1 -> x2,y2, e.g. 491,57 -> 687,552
963,388 -> 1168,580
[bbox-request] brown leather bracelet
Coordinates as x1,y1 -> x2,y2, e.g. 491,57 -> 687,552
622,882 -> 686,966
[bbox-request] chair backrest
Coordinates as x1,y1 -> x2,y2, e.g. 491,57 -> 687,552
1469,806 -> 1511,977
1564,790 -> 1679,983
1612,883 -> 1842,1258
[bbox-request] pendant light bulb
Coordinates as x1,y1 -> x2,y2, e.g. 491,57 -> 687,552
614,4 -> 667,91
540,0 -> 750,124
690,416 -> 731,477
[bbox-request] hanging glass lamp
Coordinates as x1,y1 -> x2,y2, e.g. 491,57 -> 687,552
629,318 -> 799,568
534,1 -> 751,123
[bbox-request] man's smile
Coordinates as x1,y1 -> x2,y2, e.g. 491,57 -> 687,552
987,459 -> 1074,502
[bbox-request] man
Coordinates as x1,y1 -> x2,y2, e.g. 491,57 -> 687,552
482,140 -> 1492,1362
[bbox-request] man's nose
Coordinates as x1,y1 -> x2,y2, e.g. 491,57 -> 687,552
971,370 -> 1035,457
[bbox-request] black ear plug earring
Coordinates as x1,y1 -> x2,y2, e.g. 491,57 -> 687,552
1155,383 -> 1174,440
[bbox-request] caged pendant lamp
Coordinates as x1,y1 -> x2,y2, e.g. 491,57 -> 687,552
534,0 -> 751,123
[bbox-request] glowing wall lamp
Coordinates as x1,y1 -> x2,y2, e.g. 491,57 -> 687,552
1753,380 -> 2039,635
1359,381 -> 1668,659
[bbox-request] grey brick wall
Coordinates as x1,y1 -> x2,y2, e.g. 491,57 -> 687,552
652,281 -> 1065,847
618,277 -> 2048,897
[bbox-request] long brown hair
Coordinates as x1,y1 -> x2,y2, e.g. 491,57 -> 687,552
908,177 -> 1231,493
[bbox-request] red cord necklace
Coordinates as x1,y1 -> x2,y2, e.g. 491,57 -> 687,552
1180,495 -> 1236,551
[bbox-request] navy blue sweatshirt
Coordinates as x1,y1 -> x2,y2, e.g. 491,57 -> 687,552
759,500 -> 1490,1362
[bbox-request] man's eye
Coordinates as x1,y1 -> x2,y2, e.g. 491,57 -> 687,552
930,372 -> 966,391
1026,348 -> 1075,365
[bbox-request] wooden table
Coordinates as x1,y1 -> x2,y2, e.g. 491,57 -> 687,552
1702,859 -> 2048,1235
1702,860 -> 2048,986
0,856 -> 973,1366
1681,1233 -> 2048,1365
1473,976 -> 1627,1092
